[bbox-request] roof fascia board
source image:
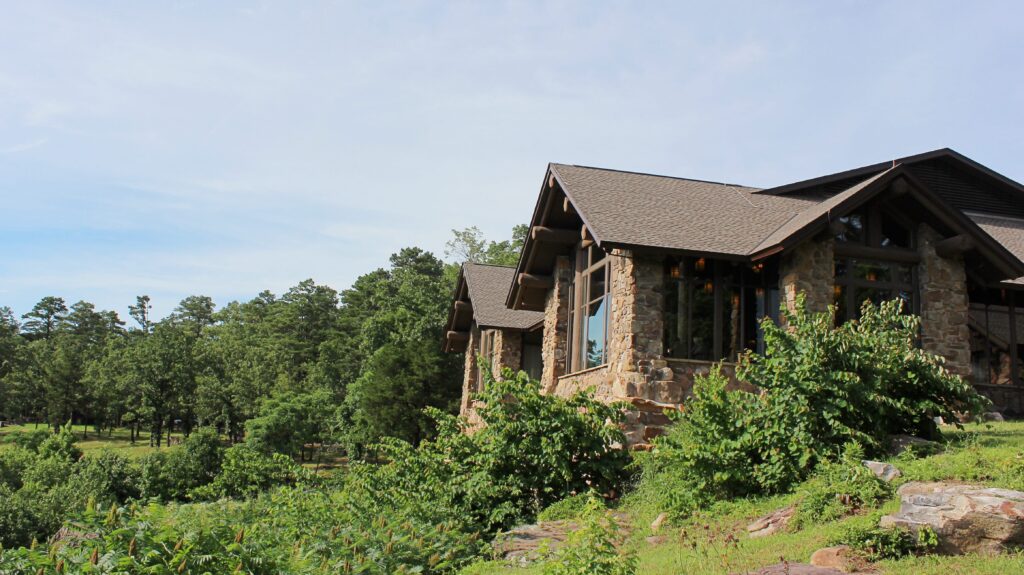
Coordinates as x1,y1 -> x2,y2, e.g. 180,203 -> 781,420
506,166 -> 559,308
755,148 -> 953,196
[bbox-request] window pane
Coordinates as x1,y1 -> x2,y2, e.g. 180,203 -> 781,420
590,246 -> 605,266
690,284 -> 714,360
853,260 -> 892,283
881,215 -> 913,248
836,212 -> 865,243
589,264 -> 607,303
585,297 -> 607,368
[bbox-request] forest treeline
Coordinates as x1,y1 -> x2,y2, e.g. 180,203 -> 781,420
0,226 -> 526,454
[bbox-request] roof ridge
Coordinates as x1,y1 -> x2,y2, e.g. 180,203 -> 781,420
551,162 -> 759,190
463,262 -> 517,269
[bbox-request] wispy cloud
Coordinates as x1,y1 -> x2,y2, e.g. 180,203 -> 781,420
0,138 -> 48,154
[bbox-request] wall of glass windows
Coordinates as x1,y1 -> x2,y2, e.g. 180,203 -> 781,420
664,257 -> 779,361
969,286 -> 1024,387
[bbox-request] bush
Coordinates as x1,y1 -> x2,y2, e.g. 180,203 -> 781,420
192,443 -> 309,500
538,492 -> 605,522
539,495 -> 636,575
830,512 -> 937,560
4,429 -> 49,452
792,443 -> 892,527
0,447 -> 35,489
245,390 -> 333,459
37,422 -> 82,462
643,296 -> 987,515
137,427 -> 225,500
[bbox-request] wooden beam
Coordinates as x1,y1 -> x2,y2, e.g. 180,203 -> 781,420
531,226 -> 579,244
889,177 -> 910,198
581,226 -> 593,242
935,234 -> 974,258
548,174 -> 556,189
580,238 -> 595,249
518,273 -> 554,289
834,243 -> 920,264
446,330 -> 469,342
827,220 -> 847,236
562,197 -> 571,212
454,300 -> 472,315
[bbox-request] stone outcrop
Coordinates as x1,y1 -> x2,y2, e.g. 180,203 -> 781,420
889,434 -> 942,456
747,505 -> 795,538
880,481 -> 1024,554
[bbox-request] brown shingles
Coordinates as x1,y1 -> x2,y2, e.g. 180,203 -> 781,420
550,164 -> 818,256
464,263 -> 544,329
970,214 -> 1024,285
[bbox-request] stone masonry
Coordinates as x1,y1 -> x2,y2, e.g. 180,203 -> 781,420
780,237 -> 834,315
491,330 -> 523,379
540,256 -> 572,393
918,224 -> 971,378
459,327 -> 480,417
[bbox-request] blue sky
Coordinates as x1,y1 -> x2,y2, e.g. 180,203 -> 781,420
1,1 -> 1022,321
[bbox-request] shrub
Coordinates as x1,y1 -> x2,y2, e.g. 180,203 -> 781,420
192,444 -> 309,500
4,429 -> 49,452
830,512 -> 938,560
538,491 -> 605,522
539,495 -> 636,575
0,447 -> 35,489
37,422 -> 82,462
643,296 -> 987,515
137,427 -> 225,500
245,390 -> 333,459
792,443 -> 892,527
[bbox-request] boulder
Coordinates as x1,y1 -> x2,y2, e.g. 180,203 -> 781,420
494,521 -> 573,564
650,512 -> 669,533
747,505 -> 795,538
983,411 -> 1006,422
809,545 -> 857,572
737,564 -> 847,575
880,481 -> 1024,554
889,434 -> 941,456
862,460 -> 901,482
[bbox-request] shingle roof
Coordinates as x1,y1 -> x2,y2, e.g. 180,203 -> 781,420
752,168 -> 897,254
464,263 -> 544,329
970,214 -> 1024,285
550,163 -> 819,256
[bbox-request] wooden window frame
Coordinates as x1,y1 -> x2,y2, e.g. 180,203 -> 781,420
566,244 -> 610,373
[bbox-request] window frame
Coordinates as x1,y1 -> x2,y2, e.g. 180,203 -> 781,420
566,244 -> 611,373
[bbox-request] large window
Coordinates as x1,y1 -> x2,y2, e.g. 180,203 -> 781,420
969,287 -> 1023,387
833,206 -> 917,322
567,245 -> 610,372
476,329 -> 495,388
664,257 -> 779,361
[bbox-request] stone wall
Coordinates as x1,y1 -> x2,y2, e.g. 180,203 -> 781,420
492,330 -> 523,378
780,237 -> 834,314
540,256 -> 572,393
459,327 -> 480,417
918,224 -> 971,378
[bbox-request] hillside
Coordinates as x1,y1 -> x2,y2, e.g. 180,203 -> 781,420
464,421 -> 1024,574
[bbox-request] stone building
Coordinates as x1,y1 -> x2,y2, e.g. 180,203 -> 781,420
444,263 -> 544,420
445,149 -> 1024,445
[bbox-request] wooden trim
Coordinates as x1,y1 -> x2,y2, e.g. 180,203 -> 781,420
518,273 -> 554,289
446,330 -> 469,342
531,226 -> 579,244
834,244 -> 920,263
935,234 -> 974,258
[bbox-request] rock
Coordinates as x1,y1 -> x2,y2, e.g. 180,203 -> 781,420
645,535 -> 668,545
880,481 -> 1024,555
889,434 -> 941,456
650,512 -> 669,533
862,460 -> 902,482
809,545 -> 857,572
737,563 -> 847,575
747,505 -> 795,538
494,521 -> 574,564
983,411 -> 1005,422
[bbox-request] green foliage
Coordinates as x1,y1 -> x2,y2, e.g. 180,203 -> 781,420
830,512 -> 937,560
539,496 -> 636,575
4,428 -> 49,452
138,428 -> 226,500
792,443 -> 892,527
37,422 -> 83,461
642,296 -> 987,516
445,225 -> 527,267
538,492 -> 605,522
193,444 -> 309,500
245,390 -> 332,458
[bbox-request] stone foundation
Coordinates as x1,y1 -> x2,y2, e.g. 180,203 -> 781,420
918,224 -> 971,378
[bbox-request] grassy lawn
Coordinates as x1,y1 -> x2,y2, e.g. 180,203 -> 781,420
0,423 -> 182,458
463,421 -> 1024,574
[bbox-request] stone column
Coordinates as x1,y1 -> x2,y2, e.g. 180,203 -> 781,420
492,330 -> 523,378
780,238 -> 834,314
459,327 -> 479,416
607,250 -> 676,401
540,256 -> 572,392
918,224 -> 971,378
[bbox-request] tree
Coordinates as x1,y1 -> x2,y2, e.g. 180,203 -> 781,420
20,296 -> 68,340
128,295 -> 153,334
444,224 -> 527,266
245,390 -> 333,460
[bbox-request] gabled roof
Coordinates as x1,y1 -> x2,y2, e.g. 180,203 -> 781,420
444,263 -> 543,352
463,263 -> 543,329
970,214 -> 1024,286
550,163 -> 817,256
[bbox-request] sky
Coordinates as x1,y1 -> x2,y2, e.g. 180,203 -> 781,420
1,1 -> 1022,321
